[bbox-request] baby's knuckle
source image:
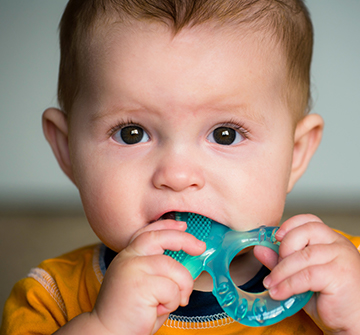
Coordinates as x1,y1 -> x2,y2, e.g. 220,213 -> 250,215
305,214 -> 323,224
304,221 -> 325,237
299,267 -> 312,285
299,245 -> 313,263
146,229 -> 160,241
165,279 -> 181,298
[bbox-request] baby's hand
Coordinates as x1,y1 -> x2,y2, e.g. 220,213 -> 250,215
91,219 -> 206,335
261,214 -> 360,335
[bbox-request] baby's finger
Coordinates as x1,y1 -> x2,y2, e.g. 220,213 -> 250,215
264,243 -> 338,290
147,275 -> 182,314
267,262 -> 334,300
278,221 -> 339,259
276,214 -> 323,241
130,219 -> 187,244
133,254 -> 195,306
128,228 -> 206,257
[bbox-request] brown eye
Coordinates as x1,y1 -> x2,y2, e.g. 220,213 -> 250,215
208,126 -> 243,145
113,125 -> 149,145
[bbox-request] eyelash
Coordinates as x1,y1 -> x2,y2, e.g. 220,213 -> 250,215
108,119 -> 146,137
215,119 -> 250,139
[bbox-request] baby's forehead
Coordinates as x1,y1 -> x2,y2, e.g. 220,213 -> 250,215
88,18 -> 282,62
76,21 -> 296,125
75,19 -> 304,124
85,19 -> 284,78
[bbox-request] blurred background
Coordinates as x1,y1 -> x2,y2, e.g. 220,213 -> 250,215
0,0 -> 359,318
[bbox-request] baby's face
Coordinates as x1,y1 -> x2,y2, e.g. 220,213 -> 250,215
68,22 -> 296,252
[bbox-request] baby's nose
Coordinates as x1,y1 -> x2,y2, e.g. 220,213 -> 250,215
151,155 -> 205,192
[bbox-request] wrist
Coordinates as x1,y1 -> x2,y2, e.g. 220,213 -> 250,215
53,312 -> 113,335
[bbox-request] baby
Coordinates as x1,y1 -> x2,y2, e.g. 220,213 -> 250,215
2,0 -> 360,334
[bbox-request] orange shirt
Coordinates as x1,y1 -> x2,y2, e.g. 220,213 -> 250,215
1,231 -> 360,334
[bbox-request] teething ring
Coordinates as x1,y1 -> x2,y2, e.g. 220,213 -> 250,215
164,212 -> 313,327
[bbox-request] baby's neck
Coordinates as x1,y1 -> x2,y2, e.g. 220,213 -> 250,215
193,248 -> 263,292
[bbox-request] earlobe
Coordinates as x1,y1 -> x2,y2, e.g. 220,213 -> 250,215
42,108 -> 76,184
287,114 -> 324,193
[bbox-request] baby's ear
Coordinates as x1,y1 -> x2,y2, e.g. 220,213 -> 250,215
287,114 -> 324,193
42,108 -> 76,185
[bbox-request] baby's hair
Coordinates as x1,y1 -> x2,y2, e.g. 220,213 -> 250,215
58,0 -> 313,121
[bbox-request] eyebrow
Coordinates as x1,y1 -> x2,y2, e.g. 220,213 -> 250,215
91,101 -> 266,126
90,105 -> 147,122
204,103 -> 266,125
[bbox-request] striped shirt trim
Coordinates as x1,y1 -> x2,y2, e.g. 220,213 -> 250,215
28,267 -> 68,320
92,243 -> 105,284
165,313 -> 235,329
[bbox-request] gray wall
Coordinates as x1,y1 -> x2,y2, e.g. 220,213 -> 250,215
0,1 -> 359,212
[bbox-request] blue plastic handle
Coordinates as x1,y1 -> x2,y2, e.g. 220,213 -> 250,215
168,212 -> 313,327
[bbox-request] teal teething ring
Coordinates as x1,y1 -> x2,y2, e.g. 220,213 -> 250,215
164,212 -> 313,327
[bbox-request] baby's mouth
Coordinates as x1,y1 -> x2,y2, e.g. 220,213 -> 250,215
152,211 -> 176,223
161,212 -> 176,220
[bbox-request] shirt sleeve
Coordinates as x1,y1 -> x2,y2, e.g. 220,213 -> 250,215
0,274 -> 67,335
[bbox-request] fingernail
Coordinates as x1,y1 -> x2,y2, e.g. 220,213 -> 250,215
263,275 -> 271,288
196,240 -> 206,248
269,287 -> 277,298
176,221 -> 186,228
275,229 -> 285,239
